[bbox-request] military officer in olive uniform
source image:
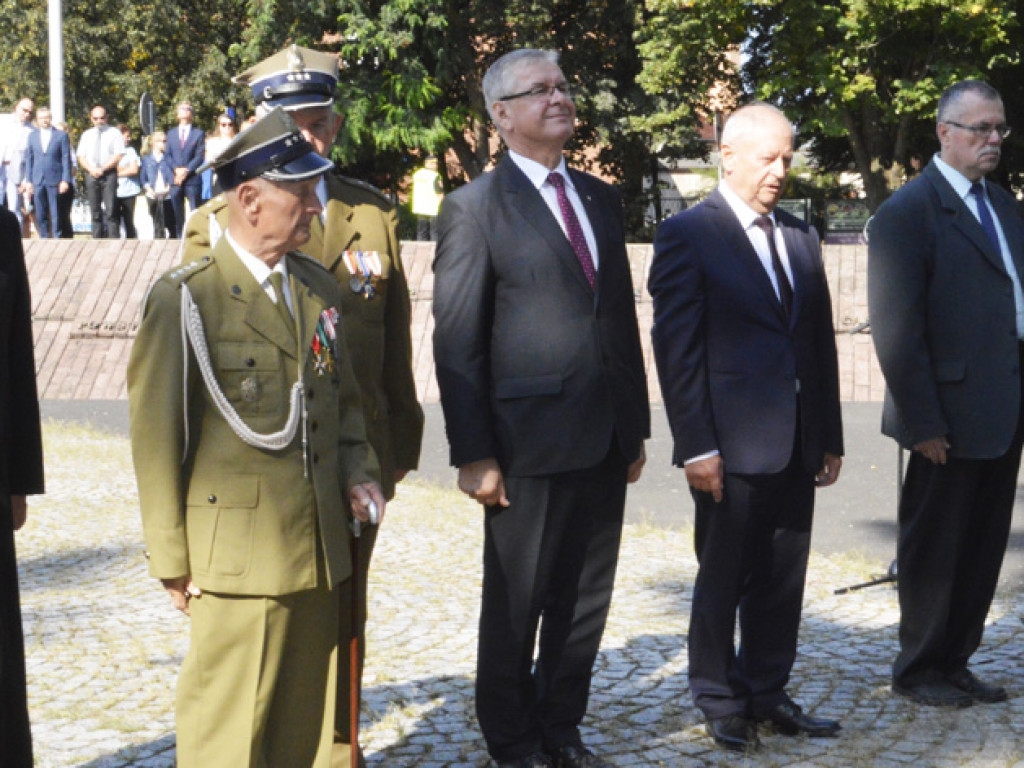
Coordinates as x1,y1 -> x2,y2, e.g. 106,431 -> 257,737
180,45 -> 423,767
128,108 -> 387,768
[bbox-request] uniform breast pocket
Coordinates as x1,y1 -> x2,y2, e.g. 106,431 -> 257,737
186,474 -> 259,577
216,341 -> 286,415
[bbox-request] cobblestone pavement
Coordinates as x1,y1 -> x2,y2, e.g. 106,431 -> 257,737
16,422 -> 1024,767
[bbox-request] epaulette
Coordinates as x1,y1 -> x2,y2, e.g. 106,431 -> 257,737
334,174 -> 394,206
141,255 -> 215,312
166,255 -> 215,285
290,250 -> 333,275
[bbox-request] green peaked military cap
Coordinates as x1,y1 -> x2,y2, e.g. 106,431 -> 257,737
233,44 -> 340,110
199,106 -> 333,190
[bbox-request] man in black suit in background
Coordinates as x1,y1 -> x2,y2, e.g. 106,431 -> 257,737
433,48 -> 649,768
0,206 -> 45,768
649,103 -> 844,753
869,80 -> 1024,708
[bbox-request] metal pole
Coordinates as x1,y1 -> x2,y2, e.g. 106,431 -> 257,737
48,0 -> 65,124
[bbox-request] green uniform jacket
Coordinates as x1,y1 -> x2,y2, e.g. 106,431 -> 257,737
128,239 -> 379,595
183,174 -> 422,499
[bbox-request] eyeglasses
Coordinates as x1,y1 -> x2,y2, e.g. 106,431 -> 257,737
944,120 -> 1011,139
499,82 -> 571,102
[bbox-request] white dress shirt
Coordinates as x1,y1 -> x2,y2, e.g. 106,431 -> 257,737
508,150 -> 600,269
224,229 -> 293,314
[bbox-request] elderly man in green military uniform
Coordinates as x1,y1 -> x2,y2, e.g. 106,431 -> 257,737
181,44 -> 423,767
129,107 -> 386,768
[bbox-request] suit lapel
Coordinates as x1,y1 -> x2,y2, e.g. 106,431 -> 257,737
319,176 -> 360,273
286,255 -> 330,372
213,239 -> 298,358
499,159 -> 594,295
925,162 -> 1006,275
706,188 -> 789,325
987,183 -> 1024,283
779,220 -> 813,328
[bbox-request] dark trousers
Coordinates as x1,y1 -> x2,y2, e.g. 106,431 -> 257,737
688,438 -> 815,720
0,506 -> 33,767
85,170 -> 118,238
33,185 -> 61,238
148,197 -> 175,239
476,445 -> 627,762
57,184 -> 75,239
893,367 -> 1024,686
169,182 -> 201,238
114,195 -> 137,238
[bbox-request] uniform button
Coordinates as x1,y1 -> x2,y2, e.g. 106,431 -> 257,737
246,357 -> 256,367
307,388 -> 315,400
231,285 -> 241,295
310,420 -> 318,432
208,494 -> 217,504
312,454 -> 320,464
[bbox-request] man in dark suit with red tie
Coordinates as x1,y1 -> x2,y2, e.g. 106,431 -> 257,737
649,103 -> 844,753
869,80 -> 1023,709
433,48 -> 650,768
165,101 -> 205,237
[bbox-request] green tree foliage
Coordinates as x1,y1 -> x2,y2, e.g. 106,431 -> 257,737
331,0 -> 715,236
637,0 -> 1019,212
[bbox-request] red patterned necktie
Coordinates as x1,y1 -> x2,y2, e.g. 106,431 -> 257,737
547,172 -> 596,289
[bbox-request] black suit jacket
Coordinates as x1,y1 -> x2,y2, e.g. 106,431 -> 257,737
432,158 -> 649,477
869,160 -> 1024,458
24,128 -> 72,188
649,187 -> 843,475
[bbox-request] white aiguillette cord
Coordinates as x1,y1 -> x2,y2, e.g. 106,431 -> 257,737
179,284 -> 309,475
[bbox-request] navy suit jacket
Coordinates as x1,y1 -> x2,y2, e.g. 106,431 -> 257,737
433,158 -> 650,477
24,128 -> 72,188
869,160 -> 1024,459
649,187 -> 843,475
164,125 -> 205,189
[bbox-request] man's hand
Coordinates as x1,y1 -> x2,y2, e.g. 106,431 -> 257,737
174,168 -> 188,186
349,482 -> 386,524
58,180 -> 69,194
627,444 -> 646,484
913,437 -> 949,465
20,182 -> 32,196
10,495 -> 27,531
815,452 -> 843,487
394,469 -> 410,483
161,576 -> 201,616
685,455 -> 724,503
458,458 -> 509,507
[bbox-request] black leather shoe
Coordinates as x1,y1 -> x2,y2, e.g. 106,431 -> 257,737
893,680 -> 974,708
947,669 -> 1008,703
707,714 -> 760,752
757,701 -> 841,737
497,754 -> 554,768
547,745 -> 612,768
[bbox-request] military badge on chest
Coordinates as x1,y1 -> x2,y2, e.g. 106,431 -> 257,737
312,306 -> 341,376
342,250 -> 382,299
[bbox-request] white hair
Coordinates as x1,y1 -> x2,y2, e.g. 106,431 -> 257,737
721,103 -> 793,147
482,49 -> 560,123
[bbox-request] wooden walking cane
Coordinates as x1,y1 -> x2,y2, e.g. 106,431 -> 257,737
349,500 -> 378,768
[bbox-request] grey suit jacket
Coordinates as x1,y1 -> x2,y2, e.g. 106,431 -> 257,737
868,159 -> 1024,458
432,157 -> 649,477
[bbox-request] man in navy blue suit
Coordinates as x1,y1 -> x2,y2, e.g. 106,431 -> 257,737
23,106 -> 72,238
165,101 -> 204,237
649,103 -> 844,753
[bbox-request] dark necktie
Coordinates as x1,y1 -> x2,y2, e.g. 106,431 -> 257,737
547,172 -> 596,289
970,182 -> 1001,251
753,215 -> 793,320
269,271 -> 295,336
